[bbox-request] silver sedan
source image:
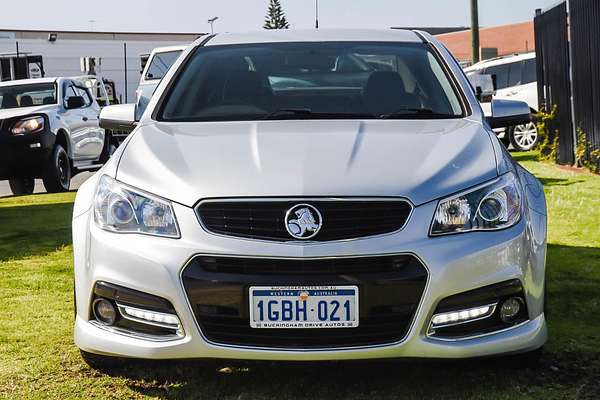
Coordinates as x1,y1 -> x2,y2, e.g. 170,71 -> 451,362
72,29 -> 547,366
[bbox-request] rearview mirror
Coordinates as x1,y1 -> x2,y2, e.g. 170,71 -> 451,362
487,99 -> 531,129
65,96 -> 85,109
99,104 -> 136,132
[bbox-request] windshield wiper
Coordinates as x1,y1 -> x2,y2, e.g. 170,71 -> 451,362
262,108 -> 376,120
378,108 -> 458,119
262,108 -> 314,119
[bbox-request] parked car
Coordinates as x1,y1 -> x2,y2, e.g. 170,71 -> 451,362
465,52 -> 539,151
0,77 -> 112,195
134,45 -> 186,121
73,30 -> 547,366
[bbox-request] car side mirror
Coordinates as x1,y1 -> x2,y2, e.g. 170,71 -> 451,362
99,104 -> 136,131
467,74 -> 495,103
66,96 -> 85,109
487,99 -> 531,129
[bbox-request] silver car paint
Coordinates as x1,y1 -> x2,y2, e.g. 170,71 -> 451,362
116,119 -> 498,207
73,30 -> 547,360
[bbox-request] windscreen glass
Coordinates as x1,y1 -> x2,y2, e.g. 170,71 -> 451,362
0,83 -> 56,109
159,42 -> 464,121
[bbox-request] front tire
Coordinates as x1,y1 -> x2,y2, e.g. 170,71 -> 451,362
8,177 -> 35,195
508,122 -> 538,151
42,144 -> 71,193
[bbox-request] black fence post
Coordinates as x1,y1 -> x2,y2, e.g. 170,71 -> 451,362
534,2 -> 575,165
569,0 -> 600,169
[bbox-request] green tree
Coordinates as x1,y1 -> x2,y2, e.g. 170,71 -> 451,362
264,0 -> 290,29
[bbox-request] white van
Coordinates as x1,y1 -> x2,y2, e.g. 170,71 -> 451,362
465,53 -> 538,151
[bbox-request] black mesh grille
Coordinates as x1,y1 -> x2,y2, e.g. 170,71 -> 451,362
182,255 -> 428,349
198,255 -> 413,275
196,200 -> 412,241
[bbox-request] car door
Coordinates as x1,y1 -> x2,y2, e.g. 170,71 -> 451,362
74,84 -> 105,159
61,81 -> 88,161
64,82 -> 103,160
516,58 -> 539,111
488,60 -> 538,111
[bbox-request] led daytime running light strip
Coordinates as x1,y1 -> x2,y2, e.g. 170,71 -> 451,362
431,303 -> 497,328
117,304 -> 181,330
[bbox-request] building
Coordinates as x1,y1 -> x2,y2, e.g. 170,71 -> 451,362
0,29 -> 203,103
435,21 -> 535,63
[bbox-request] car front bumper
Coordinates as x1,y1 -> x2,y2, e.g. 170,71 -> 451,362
0,124 -> 54,179
73,200 -> 547,360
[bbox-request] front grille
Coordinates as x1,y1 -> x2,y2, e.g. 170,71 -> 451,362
198,255 -> 413,275
196,199 -> 412,242
182,255 -> 428,349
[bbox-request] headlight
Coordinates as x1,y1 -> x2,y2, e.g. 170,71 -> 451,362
430,172 -> 522,236
11,116 -> 45,135
93,175 -> 179,238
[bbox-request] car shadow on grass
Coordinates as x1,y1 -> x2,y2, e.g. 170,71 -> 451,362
538,177 -> 585,187
100,352 -> 599,399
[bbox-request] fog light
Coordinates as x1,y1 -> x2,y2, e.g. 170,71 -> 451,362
500,297 -> 521,322
93,298 -> 117,325
431,303 -> 496,328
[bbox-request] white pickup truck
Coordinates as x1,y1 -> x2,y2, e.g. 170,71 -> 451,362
0,77 -> 113,195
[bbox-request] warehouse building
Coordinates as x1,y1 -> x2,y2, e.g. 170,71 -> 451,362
0,29 -> 202,102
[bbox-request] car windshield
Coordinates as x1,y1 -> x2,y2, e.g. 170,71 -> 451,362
159,42 -> 465,122
0,83 -> 57,109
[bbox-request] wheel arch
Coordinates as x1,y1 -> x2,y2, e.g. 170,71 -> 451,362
55,129 -> 72,159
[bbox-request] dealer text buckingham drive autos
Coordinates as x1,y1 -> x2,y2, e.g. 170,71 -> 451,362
72,29 -> 548,365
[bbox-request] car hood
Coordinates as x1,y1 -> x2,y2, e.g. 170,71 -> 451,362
117,119 -> 498,207
0,105 -> 56,120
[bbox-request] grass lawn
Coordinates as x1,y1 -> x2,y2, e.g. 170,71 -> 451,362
1,151 -> 599,399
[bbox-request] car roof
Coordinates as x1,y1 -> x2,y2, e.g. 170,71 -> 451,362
464,52 -> 536,72
0,77 -> 58,88
202,29 -> 423,47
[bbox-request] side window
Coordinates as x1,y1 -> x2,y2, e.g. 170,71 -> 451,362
63,83 -> 78,106
63,83 -> 92,108
507,61 -> 522,87
74,86 -> 92,107
144,50 -> 182,80
522,59 -> 537,84
486,64 -> 510,90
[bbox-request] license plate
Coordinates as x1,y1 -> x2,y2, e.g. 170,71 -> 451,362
249,286 -> 359,328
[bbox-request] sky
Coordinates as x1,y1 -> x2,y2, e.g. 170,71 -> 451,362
1,0 -> 560,34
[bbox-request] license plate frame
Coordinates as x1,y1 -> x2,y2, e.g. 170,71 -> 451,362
249,285 -> 359,329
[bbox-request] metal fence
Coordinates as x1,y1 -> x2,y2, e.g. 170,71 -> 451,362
534,2 -> 574,165
535,0 -> 600,166
570,0 -> 600,162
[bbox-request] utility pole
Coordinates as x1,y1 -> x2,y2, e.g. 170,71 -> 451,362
470,0 -> 480,64
315,0 -> 319,29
